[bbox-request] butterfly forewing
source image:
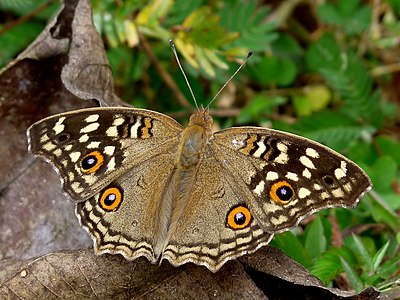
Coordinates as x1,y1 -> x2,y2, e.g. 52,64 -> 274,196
27,107 -> 183,201
212,127 -> 372,233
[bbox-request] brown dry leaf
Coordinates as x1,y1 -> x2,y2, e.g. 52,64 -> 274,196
0,0 -> 381,299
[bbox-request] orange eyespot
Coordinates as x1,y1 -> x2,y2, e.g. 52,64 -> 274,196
80,151 -> 104,173
99,187 -> 123,211
227,205 -> 252,230
270,181 -> 294,204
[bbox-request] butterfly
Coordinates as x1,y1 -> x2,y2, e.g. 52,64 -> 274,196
27,42 -> 371,272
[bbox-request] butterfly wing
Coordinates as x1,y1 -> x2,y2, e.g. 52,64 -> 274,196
212,127 -> 372,233
75,151 -> 178,263
27,107 -> 183,201
160,154 -> 273,272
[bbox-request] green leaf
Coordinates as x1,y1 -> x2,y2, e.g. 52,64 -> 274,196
317,0 -> 372,35
271,231 -> 311,267
248,56 -> 297,87
220,0 -> 277,51
376,136 -> 400,165
351,235 -> 374,271
363,193 -> 400,233
285,110 -> 375,151
310,247 -> 356,285
304,217 -> 327,260
237,95 -> 286,124
0,21 -> 43,68
369,155 -> 398,193
372,241 -> 390,272
340,257 -> 364,293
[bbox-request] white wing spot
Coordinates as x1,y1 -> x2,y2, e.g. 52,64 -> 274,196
85,114 -> 99,123
306,148 -> 319,158
285,172 -> 299,182
253,181 -> 265,196
232,139 -> 245,148
332,188 -> 344,198
106,127 -> 118,137
113,117 -> 125,126
40,134 -> 49,143
79,134 -> 89,143
43,142 -> 56,151
270,215 -> 289,226
87,141 -> 101,149
253,140 -> 267,158
277,142 -> 288,153
107,157 -> 116,171
302,168 -> 312,179
300,156 -> 315,169
275,153 -> 289,164
341,161 -> 347,173
334,168 -> 346,180
53,117 -> 66,135
130,120 -> 141,138
71,182 -> 84,193
313,183 -> 322,190
80,123 -> 100,133
104,146 -> 115,156
266,171 -> 279,181
69,152 -> 81,163
298,187 -> 311,199
320,192 -> 330,199
343,183 -> 352,192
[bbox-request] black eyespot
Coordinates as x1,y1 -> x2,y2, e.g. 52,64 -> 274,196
80,151 -> 104,173
227,205 -> 252,229
270,181 -> 295,204
56,133 -> 70,144
82,155 -> 97,169
323,175 -> 335,186
234,212 -> 246,225
99,187 -> 123,211
276,185 -> 293,201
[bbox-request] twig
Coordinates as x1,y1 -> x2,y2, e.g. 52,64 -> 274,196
0,0 -> 57,36
138,34 -> 193,110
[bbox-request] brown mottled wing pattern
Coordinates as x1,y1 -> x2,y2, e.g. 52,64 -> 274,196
161,153 -> 273,271
212,127 -> 372,233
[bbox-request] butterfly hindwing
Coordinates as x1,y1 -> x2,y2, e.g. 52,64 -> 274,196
161,153 -> 273,271
212,127 -> 372,233
27,107 -> 183,201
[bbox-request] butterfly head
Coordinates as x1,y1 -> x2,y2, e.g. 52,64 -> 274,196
189,108 -> 213,132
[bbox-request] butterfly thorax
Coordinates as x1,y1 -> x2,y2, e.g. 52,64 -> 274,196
178,110 -> 213,168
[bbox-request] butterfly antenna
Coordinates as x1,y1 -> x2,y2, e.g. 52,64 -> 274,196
169,39 -> 199,111
205,51 -> 253,110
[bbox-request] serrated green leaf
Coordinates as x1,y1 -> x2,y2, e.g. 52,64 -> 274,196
340,257 -> 364,292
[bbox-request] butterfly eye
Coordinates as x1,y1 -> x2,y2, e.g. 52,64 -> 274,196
80,151 -> 104,173
227,205 -> 252,230
99,187 -> 123,211
270,181 -> 294,204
